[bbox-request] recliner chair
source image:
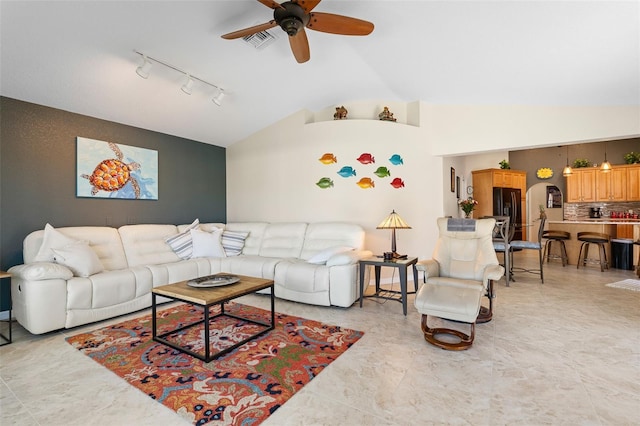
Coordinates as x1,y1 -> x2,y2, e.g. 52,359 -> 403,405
414,218 -> 504,350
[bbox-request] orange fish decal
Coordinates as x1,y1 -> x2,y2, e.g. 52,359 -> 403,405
390,177 -> 405,188
319,153 -> 337,164
356,177 -> 375,189
356,153 -> 375,164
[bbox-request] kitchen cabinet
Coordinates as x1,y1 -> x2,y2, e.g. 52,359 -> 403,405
596,167 -> 626,201
471,168 -> 527,239
627,164 -> 640,201
566,168 -> 596,202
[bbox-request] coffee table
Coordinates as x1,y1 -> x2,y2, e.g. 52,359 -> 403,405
151,274 -> 274,362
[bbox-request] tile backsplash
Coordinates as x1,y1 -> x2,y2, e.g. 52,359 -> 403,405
564,202 -> 640,220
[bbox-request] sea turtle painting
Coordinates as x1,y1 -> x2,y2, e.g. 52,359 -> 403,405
81,142 -> 141,198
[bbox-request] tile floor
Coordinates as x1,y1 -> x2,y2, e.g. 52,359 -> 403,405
1,251 -> 639,425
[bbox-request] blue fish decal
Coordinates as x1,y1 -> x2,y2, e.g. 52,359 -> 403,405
337,166 -> 356,178
389,154 -> 403,165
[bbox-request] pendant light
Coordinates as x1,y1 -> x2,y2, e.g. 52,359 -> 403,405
562,146 -> 573,177
600,142 -> 611,172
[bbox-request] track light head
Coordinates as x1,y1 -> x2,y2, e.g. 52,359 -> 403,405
136,56 -> 152,79
181,75 -> 194,95
212,89 -> 226,106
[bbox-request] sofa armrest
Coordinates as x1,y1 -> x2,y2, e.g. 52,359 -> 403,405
8,262 -> 74,281
416,259 -> 440,279
326,249 -> 373,267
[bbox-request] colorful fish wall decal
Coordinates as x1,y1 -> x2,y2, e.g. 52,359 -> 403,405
356,153 -> 375,164
319,153 -> 337,164
389,154 -> 403,165
337,166 -> 356,178
356,177 -> 375,188
374,166 -> 390,178
390,177 -> 405,189
316,177 -> 334,189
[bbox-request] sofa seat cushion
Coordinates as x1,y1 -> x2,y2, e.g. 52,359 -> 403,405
274,259 -> 330,293
221,255 -> 281,280
67,266 -> 152,310
146,258 -> 223,287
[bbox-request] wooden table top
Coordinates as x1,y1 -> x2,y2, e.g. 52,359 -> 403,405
152,274 -> 273,306
0,271 -> 10,279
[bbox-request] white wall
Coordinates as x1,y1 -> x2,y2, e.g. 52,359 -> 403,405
227,101 -> 639,276
227,102 -> 442,264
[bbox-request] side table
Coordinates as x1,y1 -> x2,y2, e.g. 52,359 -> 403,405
0,271 -> 12,346
359,257 -> 418,315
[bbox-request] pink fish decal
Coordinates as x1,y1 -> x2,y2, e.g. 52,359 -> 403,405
356,153 -> 375,164
390,178 -> 405,189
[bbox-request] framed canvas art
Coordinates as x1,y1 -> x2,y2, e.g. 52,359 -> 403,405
450,167 -> 455,192
76,137 -> 158,200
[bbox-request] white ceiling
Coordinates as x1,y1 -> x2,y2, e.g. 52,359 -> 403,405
1,1 -> 638,148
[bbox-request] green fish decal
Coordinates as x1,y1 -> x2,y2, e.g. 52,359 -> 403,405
374,166 -> 391,178
316,177 -> 334,189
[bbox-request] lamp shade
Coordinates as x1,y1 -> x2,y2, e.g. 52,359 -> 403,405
377,210 -> 411,229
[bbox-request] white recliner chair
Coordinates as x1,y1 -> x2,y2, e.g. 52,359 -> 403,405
415,218 -> 504,350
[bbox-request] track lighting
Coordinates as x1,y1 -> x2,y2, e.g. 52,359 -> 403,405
181,75 -> 194,95
600,142 -> 611,172
562,146 -> 573,177
136,55 -> 152,79
134,50 -> 226,105
212,89 -> 226,106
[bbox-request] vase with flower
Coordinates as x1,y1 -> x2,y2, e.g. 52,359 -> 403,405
459,197 -> 478,218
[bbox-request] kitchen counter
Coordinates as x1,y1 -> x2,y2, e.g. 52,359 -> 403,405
547,221 -> 639,268
549,219 -> 640,225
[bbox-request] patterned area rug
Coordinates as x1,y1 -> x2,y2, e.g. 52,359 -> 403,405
66,302 -> 363,425
606,279 -> 640,291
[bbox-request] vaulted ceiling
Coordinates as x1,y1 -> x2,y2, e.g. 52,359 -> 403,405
1,1 -> 638,148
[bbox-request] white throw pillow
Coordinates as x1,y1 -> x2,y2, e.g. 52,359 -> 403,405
165,218 -> 200,259
190,228 -> 226,258
34,223 -> 79,262
52,241 -> 104,277
307,246 -> 354,265
221,230 -> 249,256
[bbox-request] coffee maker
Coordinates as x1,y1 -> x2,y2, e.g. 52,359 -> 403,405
589,207 -> 602,218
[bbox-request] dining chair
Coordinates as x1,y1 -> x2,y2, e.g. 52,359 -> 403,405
509,215 -> 546,283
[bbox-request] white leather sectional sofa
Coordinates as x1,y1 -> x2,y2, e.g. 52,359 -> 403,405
8,221 -> 372,334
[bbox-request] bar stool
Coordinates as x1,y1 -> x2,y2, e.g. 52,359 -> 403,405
542,230 -> 570,266
577,232 -> 610,272
634,240 -> 640,278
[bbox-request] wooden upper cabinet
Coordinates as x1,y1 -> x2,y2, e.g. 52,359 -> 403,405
566,168 -> 596,202
626,164 -> 640,201
490,169 -> 526,189
596,168 -> 626,201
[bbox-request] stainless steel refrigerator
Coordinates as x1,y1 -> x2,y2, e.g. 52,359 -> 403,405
492,187 -> 522,240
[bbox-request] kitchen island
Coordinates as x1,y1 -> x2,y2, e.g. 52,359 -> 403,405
548,219 -> 639,268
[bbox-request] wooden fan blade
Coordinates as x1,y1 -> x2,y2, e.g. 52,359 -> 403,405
221,21 -> 277,39
257,0 -> 284,10
289,28 -> 310,63
307,12 -> 374,35
292,0 -> 322,13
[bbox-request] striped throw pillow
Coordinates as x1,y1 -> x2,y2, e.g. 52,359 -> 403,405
221,230 -> 249,256
165,219 -> 200,259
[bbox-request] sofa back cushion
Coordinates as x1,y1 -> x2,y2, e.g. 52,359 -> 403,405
224,222 -> 268,256
259,222 -> 308,258
119,224 -> 180,267
23,226 -> 128,271
300,222 -> 365,260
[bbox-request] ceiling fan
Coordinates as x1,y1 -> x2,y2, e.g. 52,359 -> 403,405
221,0 -> 374,63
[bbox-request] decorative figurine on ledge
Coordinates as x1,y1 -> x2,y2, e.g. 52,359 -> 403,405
334,106 -> 348,120
378,106 -> 396,122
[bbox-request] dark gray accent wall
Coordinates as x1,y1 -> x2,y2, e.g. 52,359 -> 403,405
509,138 -> 640,195
0,97 -> 226,270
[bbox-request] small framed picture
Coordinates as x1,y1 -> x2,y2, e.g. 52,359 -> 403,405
456,176 -> 460,198
450,167 -> 455,192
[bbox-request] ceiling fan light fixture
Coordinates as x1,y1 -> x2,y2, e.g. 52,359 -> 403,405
136,56 -> 152,79
181,75 -> 194,95
280,16 -> 303,35
212,89 -> 226,106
